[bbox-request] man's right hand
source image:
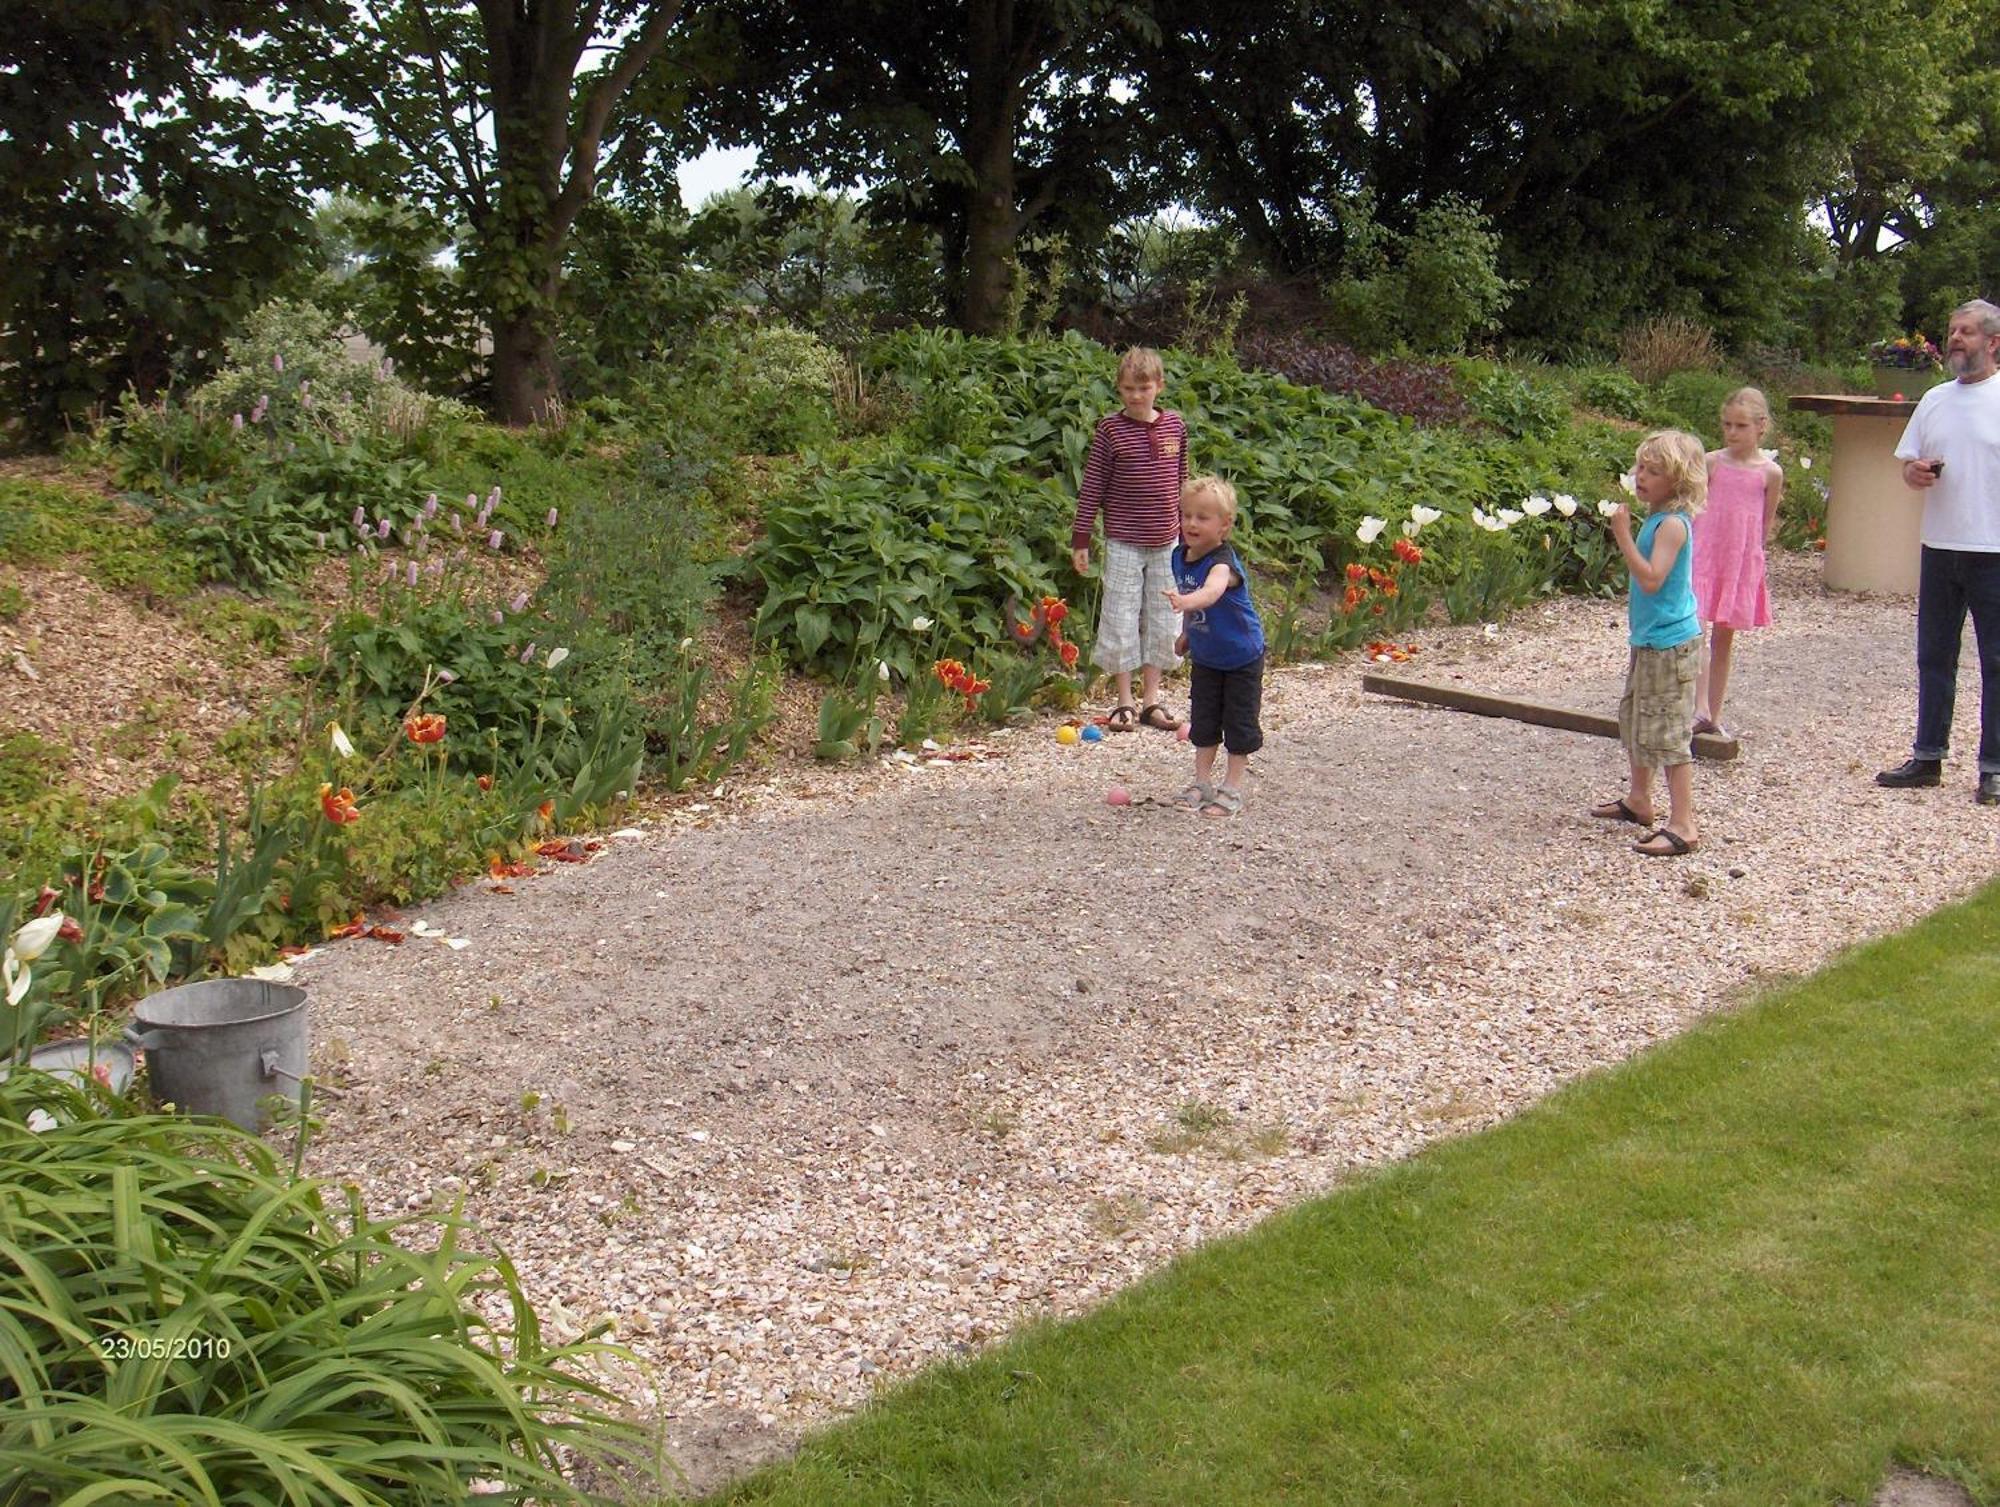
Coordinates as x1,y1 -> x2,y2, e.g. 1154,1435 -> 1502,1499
1906,457 -> 1943,489
1071,546 -> 1090,575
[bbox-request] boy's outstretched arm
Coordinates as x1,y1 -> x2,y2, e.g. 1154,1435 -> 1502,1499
1165,561 -> 1233,612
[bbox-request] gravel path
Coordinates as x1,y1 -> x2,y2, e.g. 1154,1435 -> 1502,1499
293,553 -> 1998,1491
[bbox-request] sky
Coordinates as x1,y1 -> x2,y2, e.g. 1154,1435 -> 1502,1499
679,144 -> 812,211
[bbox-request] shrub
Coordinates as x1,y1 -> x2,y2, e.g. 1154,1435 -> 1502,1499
1325,193 -> 1517,356
186,297 -> 477,453
1618,314 -> 1718,385
0,1074 -> 649,1504
1460,363 -> 1571,440
1234,331 -> 1470,425
1576,369 -> 1647,421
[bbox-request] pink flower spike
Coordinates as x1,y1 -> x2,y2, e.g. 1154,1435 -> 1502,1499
490,609 -> 504,625
300,393 -> 313,409
437,668 -> 457,684
510,591 -> 529,613
352,505 -> 367,529
273,353 -> 284,373
451,513 -> 463,535
545,508 -> 558,528
377,518 -> 392,539
488,530 -> 503,550
231,413 -> 244,430
406,561 -> 420,588
428,557 -> 444,578
465,493 -> 478,510
487,487 -> 501,507
424,494 -> 439,517
520,642 -> 536,663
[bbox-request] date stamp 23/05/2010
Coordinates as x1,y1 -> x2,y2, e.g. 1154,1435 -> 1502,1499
96,1332 -> 235,1361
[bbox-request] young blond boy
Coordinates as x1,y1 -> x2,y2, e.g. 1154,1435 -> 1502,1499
1165,476 -> 1266,816
1070,347 -> 1188,731
1592,430 -> 1708,856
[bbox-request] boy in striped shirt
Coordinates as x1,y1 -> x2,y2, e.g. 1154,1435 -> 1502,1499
1069,347 -> 1188,731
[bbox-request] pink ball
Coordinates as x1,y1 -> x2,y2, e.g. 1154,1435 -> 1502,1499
1104,786 -> 1132,806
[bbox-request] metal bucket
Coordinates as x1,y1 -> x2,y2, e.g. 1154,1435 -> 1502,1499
128,979 -> 309,1131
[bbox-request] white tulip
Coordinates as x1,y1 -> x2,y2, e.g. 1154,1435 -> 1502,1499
1355,515 -> 1387,544
10,914 -> 63,963
3,951 -> 27,1008
1408,505 -> 1443,529
328,722 -> 355,759
910,616 -> 934,632
1496,507 -> 1524,527
1553,493 -> 1578,517
1521,494 -> 1552,516
545,647 -> 570,670
1597,499 -> 1621,518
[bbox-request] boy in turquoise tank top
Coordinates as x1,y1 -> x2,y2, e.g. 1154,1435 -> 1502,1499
1590,430 -> 1707,857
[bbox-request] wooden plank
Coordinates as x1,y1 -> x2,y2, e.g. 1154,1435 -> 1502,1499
1360,673 -> 1739,761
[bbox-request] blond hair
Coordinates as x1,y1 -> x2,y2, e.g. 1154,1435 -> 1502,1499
1721,386 -> 1771,428
1181,474 -> 1238,524
1634,429 -> 1708,515
1117,346 -> 1165,385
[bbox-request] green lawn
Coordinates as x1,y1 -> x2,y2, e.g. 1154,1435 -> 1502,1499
710,879 -> 2000,1506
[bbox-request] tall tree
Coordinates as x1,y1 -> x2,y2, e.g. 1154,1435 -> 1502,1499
688,0 -> 1160,334
0,1 -> 349,440
289,1 -> 689,422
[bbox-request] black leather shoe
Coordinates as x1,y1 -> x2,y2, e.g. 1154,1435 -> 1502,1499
1978,774 -> 2000,806
1876,757 -> 1943,788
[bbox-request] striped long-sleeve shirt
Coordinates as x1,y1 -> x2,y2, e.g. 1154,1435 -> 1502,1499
1070,409 -> 1188,550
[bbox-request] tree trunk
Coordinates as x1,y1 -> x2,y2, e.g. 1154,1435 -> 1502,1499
492,295 -> 561,425
959,134 -> 1019,333
955,0 -> 1025,334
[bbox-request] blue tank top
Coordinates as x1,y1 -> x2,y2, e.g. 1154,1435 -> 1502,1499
1171,543 -> 1266,670
1629,509 -> 1699,648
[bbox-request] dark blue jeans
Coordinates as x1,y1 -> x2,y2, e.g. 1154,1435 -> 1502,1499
1913,545 -> 2000,773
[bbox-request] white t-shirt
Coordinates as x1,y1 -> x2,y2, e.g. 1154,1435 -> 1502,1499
1895,374 -> 2000,551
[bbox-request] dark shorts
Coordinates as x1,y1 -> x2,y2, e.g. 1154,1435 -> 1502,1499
1189,656 -> 1264,755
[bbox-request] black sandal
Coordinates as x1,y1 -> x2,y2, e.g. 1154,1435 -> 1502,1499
1138,703 -> 1182,733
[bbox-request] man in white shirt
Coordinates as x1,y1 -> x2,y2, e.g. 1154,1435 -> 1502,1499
1880,299 -> 2000,806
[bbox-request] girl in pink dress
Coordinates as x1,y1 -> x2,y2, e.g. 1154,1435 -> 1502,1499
1692,387 -> 1783,737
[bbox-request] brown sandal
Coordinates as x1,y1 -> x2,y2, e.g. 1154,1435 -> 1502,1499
1105,704 -> 1137,732
1138,703 -> 1183,733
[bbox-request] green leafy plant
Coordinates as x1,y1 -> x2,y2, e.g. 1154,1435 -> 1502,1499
0,1072 -> 654,1503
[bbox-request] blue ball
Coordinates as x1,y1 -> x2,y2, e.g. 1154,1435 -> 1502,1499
1080,724 -> 1104,743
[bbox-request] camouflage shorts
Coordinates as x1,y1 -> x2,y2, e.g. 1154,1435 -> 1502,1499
1618,639 -> 1700,769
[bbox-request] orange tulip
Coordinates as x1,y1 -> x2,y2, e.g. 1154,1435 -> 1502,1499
319,783 -> 361,825
404,713 -> 447,744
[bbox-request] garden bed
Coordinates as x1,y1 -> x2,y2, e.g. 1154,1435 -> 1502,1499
287,551 -> 1997,1491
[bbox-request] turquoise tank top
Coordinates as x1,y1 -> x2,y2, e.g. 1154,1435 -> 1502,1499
1629,509 -> 1698,648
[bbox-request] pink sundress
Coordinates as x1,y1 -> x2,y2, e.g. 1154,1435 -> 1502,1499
1692,460 -> 1772,629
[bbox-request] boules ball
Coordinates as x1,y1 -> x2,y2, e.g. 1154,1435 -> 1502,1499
1104,785 -> 1132,806
1056,725 -> 1080,745
1080,725 -> 1104,743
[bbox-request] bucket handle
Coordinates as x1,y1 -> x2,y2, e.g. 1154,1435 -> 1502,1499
124,1027 -> 166,1054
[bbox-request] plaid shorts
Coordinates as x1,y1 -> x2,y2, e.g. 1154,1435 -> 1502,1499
1092,539 -> 1180,673
1619,639 -> 1700,769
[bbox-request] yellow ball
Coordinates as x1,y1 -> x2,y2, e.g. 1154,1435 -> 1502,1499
1056,725 -> 1080,745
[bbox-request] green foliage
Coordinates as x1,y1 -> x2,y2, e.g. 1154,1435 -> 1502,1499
0,474 -> 198,601
0,1074 -> 651,1503
1576,369 -> 1647,421
756,444 -> 1073,677
813,681 -> 885,762
1459,363 -> 1571,440
1326,192 -> 1516,356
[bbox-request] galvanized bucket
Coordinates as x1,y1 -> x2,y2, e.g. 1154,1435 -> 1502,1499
128,979 -> 309,1131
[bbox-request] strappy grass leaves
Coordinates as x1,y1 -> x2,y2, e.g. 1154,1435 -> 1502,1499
0,1073 -> 657,1504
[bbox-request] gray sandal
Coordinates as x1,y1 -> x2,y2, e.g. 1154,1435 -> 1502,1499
1200,787 -> 1244,818
1177,781 -> 1214,809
